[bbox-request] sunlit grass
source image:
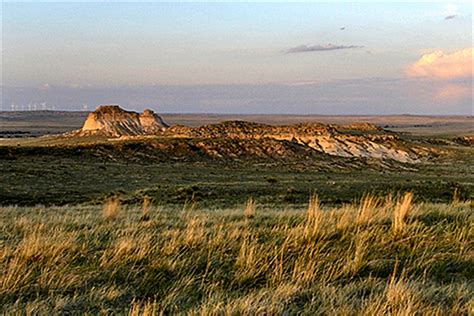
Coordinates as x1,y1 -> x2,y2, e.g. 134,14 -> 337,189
103,196 -> 120,220
0,196 -> 472,314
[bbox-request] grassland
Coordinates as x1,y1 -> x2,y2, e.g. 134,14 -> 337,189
1,143 -> 472,207
1,112 -> 472,208
1,113 -> 472,314
0,195 -> 472,314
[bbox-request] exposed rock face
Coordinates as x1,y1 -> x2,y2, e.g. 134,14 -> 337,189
165,121 -> 423,163
72,107 -> 425,163
79,105 -> 168,137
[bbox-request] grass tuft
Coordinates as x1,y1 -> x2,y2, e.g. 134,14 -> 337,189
103,196 -> 120,220
140,196 -> 151,221
244,197 -> 256,219
392,192 -> 413,236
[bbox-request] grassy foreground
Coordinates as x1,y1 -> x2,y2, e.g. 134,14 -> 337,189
0,195 -> 472,314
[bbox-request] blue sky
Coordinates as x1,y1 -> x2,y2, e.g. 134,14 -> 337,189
1,2 -> 472,114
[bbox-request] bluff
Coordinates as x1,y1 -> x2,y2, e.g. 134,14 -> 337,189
70,106 -> 429,163
165,121 -> 423,163
77,105 -> 169,137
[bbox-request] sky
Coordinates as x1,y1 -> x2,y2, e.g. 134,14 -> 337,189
1,1 -> 473,114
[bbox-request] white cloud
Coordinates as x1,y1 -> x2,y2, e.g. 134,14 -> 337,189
406,48 -> 473,80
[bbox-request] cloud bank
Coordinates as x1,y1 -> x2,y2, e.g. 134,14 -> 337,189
406,48 -> 473,103
284,44 -> 363,54
406,48 -> 473,80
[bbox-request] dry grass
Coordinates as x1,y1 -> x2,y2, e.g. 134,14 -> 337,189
452,187 -> 461,205
140,196 -> 153,222
103,196 -> 121,220
303,194 -> 323,239
306,193 -> 322,223
128,299 -> 159,316
0,195 -> 472,314
356,194 -> 380,226
392,192 -> 413,236
243,197 -> 256,219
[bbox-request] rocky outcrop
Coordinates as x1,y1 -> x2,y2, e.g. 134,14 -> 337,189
165,121 -> 421,163
71,107 -> 425,163
77,105 -> 168,137
453,136 -> 474,146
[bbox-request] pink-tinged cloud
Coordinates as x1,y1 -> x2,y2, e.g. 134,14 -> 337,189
406,48 -> 473,80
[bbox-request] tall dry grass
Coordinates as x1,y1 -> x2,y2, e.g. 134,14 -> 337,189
128,299 -> 159,316
243,197 -> 256,219
356,194 -> 380,226
303,194 -> 323,239
103,196 -> 120,220
141,196 -> 151,220
392,192 -> 413,236
0,195 -> 472,314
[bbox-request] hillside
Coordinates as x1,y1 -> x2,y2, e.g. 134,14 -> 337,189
1,106 -> 471,206
165,121 -> 429,163
43,106 -> 434,164
72,105 -> 169,137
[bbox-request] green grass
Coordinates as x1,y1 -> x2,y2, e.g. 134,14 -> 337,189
1,122 -> 472,208
1,143 -> 472,207
0,197 -> 472,314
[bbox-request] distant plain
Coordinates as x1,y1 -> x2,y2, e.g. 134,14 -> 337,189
1,111 -> 473,138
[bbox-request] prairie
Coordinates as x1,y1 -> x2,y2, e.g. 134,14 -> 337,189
0,196 -> 472,314
1,116 -> 472,207
3,1 -> 473,314
1,144 -> 472,207
1,112 -> 472,314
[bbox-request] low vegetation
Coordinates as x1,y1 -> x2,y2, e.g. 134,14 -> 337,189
1,194 -> 472,314
1,148 -> 472,208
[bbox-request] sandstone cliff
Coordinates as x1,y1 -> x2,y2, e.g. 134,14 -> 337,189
72,106 -> 427,163
77,105 -> 168,137
165,121 -> 422,163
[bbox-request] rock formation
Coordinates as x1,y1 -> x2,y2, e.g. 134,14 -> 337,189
78,105 -> 168,137
72,106 -> 426,163
165,121 -> 422,163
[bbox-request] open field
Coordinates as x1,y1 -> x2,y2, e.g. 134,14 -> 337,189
1,112 -> 472,314
3,2 -> 472,314
0,196 -> 472,314
1,111 -> 473,138
1,111 -> 472,207
0,136 -> 472,207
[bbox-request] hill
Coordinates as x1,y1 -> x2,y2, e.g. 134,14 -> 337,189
32,105 -> 434,164
72,105 -> 169,137
0,106 -> 471,207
